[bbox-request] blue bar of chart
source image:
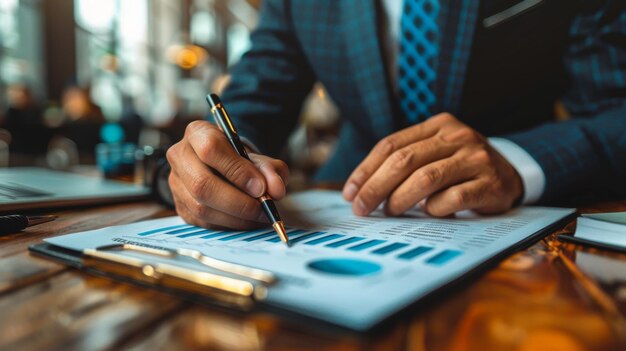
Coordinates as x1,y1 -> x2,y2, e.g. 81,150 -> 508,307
220,228 -> 274,241
266,229 -> 309,243
397,246 -> 433,260
243,231 -> 279,242
138,224 -> 191,236
178,229 -> 213,238
325,237 -> 364,248
165,226 -> 202,235
200,232 -> 232,240
288,231 -> 326,244
372,243 -> 409,255
425,250 -> 463,266
347,240 -> 386,252
304,234 -> 345,246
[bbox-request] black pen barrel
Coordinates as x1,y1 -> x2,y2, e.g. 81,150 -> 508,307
206,95 -> 250,159
260,197 -> 281,224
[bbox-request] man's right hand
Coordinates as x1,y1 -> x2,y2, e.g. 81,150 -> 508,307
167,120 -> 289,230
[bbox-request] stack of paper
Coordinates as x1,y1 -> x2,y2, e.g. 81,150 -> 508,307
563,212 -> 626,252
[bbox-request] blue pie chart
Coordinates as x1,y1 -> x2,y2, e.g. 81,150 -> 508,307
307,258 -> 381,276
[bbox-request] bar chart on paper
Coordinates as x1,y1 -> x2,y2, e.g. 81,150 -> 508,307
45,190 -> 575,330
132,221 -> 464,273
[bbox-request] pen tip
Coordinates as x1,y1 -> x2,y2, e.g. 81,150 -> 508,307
273,221 -> 290,247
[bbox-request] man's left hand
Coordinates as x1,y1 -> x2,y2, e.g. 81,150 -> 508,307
342,113 -> 524,217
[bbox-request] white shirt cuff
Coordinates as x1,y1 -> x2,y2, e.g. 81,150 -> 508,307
488,137 -> 546,204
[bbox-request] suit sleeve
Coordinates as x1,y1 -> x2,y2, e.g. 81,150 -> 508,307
502,0 -> 626,204
219,0 -> 316,157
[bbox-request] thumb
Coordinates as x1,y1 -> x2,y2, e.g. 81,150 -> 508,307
250,154 -> 289,200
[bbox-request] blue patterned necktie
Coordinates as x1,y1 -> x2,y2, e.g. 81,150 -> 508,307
398,0 -> 440,123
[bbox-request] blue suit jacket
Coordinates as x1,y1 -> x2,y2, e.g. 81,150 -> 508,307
221,0 -> 626,204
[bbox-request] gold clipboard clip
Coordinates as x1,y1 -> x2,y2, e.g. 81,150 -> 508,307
82,243 -> 277,309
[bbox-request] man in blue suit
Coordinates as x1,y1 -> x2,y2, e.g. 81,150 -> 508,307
167,0 -> 626,230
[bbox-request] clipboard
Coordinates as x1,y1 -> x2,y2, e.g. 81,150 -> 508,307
28,241 -> 361,333
28,242 -> 274,311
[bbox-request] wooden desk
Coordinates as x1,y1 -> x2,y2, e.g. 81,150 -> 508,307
1,200 -> 625,351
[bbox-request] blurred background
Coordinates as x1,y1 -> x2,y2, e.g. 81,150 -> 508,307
0,0 -> 339,189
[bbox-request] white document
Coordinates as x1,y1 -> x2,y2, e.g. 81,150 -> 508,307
582,212 -> 626,225
45,190 -> 574,330
573,216 -> 626,249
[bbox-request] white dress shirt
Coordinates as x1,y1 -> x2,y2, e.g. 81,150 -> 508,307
382,0 -> 546,204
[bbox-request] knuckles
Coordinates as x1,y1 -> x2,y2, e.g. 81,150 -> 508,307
168,171 -> 178,192
187,198 -> 207,218
453,127 -> 482,143
189,174 -> 212,200
166,144 -> 179,164
374,137 -> 397,156
470,147 -> 492,165
486,175 -> 505,195
416,167 -> 441,189
388,148 -> 415,172
195,133 -> 220,162
184,122 -> 224,164
184,120 -> 209,137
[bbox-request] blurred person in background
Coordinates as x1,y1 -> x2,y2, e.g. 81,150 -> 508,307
168,0 -> 626,230
0,83 -> 50,156
58,84 -> 105,158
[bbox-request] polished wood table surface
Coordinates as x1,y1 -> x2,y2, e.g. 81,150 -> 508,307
1,199 -> 626,351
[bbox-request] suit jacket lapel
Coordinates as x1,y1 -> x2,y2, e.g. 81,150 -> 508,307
341,0 -> 395,140
439,0 -> 481,114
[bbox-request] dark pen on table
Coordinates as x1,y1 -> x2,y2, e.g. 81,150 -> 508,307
0,214 -> 57,235
206,93 -> 290,246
